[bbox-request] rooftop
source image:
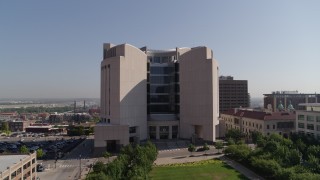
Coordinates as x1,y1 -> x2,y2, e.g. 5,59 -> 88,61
0,154 -> 29,173
299,103 -> 320,107
222,109 -> 295,121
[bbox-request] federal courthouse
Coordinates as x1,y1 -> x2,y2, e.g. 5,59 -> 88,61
95,43 -> 219,153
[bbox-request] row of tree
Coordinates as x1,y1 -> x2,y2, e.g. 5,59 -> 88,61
87,141 -> 158,180
67,125 -> 93,136
0,106 -> 74,113
224,129 -> 320,179
20,145 -> 44,159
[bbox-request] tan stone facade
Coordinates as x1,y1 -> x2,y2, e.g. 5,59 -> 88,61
0,153 -> 37,180
96,43 -> 147,154
179,47 -> 219,142
95,43 -> 219,153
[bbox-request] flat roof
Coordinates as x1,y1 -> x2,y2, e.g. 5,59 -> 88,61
263,93 -> 319,96
299,103 -> 320,107
0,154 -> 29,172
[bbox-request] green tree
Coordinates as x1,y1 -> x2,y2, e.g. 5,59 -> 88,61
287,149 -> 302,167
214,141 -> 224,154
307,145 -> 320,158
264,141 -> 279,153
269,133 -> 284,142
86,172 -> 109,180
188,144 -> 196,156
225,129 -> 245,143
251,131 -> 263,144
103,151 -> 111,163
307,155 -> 320,173
203,143 -> 210,155
224,144 -> 251,162
105,142 -> 158,180
256,136 -> 266,148
93,161 -> 105,173
20,145 -> 29,153
295,139 -> 306,155
226,138 -> 235,145
1,121 -> 9,132
36,149 -> 44,159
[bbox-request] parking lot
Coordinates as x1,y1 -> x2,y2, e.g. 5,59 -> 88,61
0,133 -> 86,160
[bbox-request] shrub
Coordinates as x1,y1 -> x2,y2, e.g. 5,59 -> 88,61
93,161 -> 105,173
188,144 -> 196,156
251,157 -> 281,177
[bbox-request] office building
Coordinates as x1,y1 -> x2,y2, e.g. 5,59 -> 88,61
219,76 -> 249,112
264,91 -> 320,112
95,43 -> 219,153
9,120 -> 30,132
0,153 -> 37,180
220,109 -> 295,137
296,103 -> 320,140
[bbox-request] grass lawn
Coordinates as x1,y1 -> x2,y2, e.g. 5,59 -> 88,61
150,159 -> 247,180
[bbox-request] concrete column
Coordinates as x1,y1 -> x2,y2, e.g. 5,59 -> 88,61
156,126 -> 160,140
284,96 -> 287,110
306,96 -> 308,103
273,97 -> 277,112
169,126 -> 172,139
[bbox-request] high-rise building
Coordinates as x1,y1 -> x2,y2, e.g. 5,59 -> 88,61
263,91 -> 320,112
219,76 -> 249,112
94,43 -> 219,153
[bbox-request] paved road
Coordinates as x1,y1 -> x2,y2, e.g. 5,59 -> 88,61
38,137 -> 95,180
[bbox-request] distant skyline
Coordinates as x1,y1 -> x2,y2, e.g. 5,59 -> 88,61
1,1 -> 320,98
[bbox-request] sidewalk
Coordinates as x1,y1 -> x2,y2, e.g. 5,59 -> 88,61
219,156 -> 264,180
155,153 -> 223,165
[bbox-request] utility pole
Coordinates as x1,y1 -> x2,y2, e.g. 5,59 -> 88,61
79,154 -> 82,179
55,138 -> 58,168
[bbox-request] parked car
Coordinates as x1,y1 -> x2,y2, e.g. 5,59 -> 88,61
37,164 -> 44,172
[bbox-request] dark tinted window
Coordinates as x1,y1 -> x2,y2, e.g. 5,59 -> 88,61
150,76 -> 174,84
150,67 -> 174,74
150,95 -> 170,103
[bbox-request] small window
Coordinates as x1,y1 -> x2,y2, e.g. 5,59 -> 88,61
129,127 -> 136,134
11,171 -> 17,178
273,125 -> 276,129
298,123 -> 305,129
267,125 -> 269,129
307,124 -> 314,130
307,116 -> 314,122
298,115 -> 304,121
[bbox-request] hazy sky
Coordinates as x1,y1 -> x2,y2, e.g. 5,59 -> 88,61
1,1 -> 320,99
